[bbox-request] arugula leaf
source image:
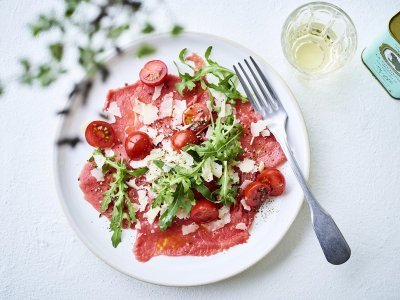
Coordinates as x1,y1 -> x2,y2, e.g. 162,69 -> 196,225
91,149 -> 147,248
159,183 -> 185,230
152,160 -> 164,169
194,183 -> 214,202
174,46 -> 247,103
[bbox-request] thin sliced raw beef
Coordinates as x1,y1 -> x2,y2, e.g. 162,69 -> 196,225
79,73 -> 286,262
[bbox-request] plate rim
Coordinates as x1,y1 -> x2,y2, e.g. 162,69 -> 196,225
53,31 -> 310,286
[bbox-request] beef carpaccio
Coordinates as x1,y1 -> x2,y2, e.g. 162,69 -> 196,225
79,56 -> 286,262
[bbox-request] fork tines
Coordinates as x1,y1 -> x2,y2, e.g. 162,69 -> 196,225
233,57 -> 282,115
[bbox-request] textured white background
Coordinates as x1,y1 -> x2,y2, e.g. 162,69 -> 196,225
1,0 -> 400,299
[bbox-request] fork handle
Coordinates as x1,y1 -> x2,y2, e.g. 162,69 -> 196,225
277,136 -> 351,265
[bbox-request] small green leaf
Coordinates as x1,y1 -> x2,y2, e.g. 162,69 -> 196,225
128,167 -> 148,177
136,43 -> 156,58
107,24 -> 130,40
171,24 -> 184,37
159,183 -> 186,230
194,183 -> 214,202
152,160 -> 164,169
49,43 -> 64,62
141,23 -> 155,34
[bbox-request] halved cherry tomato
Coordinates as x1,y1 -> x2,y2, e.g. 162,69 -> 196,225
244,182 -> 271,207
257,168 -> 285,196
125,131 -> 153,160
139,60 -> 168,87
183,103 -> 211,132
190,199 -> 219,224
85,120 -> 115,148
171,130 -> 199,151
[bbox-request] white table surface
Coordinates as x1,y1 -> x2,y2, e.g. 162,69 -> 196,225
1,0 -> 400,299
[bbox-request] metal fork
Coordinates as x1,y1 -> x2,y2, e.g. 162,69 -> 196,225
234,57 -> 351,265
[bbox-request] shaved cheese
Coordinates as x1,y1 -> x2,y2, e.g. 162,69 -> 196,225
133,101 -> 159,125
135,221 -> 141,230
235,222 -> 247,230
250,120 -> 269,137
261,129 -> 270,137
90,168 -> 104,181
145,206 -> 160,224
205,126 -> 213,139
258,161 -> 265,172
201,157 -> 214,182
91,154 -> 106,181
104,149 -> 114,157
219,103 -> 233,118
228,166 -> 240,184
237,158 -> 256,173
152,84 -> 164,101
132,203 -> 140,212
240,180 -> 252,190
137,190 -> 148,212
139,126 -> 164,146
182,223 -> 199,235
153,133 -> 165,145
93,154 -> 106,169
211,161 -> 223,178
250,120 -> 269,145
126,178 -> 140,189
203,206 -> 231,232
180,151 -> 194,167
172,99 -> 187,126
159,92 -> 174,118
129,159 -> 147,169
241,199 -> 251,211
176,208 -> 189,219
159,203 -> 169,216
105,102 -> 122,123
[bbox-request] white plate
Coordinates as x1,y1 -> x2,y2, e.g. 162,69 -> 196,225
54,32 -> 310,286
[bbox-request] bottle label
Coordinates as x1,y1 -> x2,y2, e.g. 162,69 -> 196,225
362,30 -> 400,99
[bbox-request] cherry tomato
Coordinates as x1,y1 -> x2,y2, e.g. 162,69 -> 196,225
190,199 -> 219,224
125,131 -> 153,160
139,60 -> 168,87
171,130 -> 199,151
85,120 -> 115,148
183,103 -> 211,132
244,182 -> 271,207
257,168 -> 285,196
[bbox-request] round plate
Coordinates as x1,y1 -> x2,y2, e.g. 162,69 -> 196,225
54,32 -> 310,286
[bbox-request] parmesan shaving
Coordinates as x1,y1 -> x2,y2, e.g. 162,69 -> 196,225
172,99 -> 187,126
241,199 -> 251,211
90,168 -> 104,182
235,223 -> 247,231
159,92 -> 174,118
237,158 -> 256,173
203,206 -> 231,232
133,101 -> 159,125
182,223 -> 199,235
152,84 -> 164,101
145,206 -> 160,224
